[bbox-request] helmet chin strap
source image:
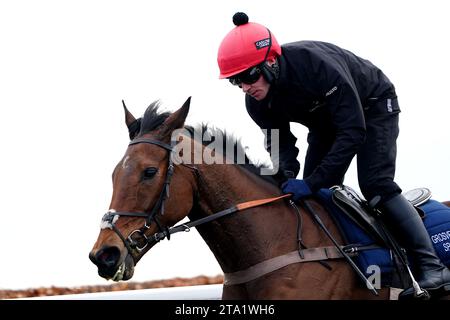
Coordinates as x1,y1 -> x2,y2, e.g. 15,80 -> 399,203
260,29 -> 280,84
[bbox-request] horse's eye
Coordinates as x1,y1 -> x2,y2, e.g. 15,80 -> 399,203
142,167 -> 158,180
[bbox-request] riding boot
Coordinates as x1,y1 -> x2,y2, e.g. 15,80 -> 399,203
380,193 -> 450,299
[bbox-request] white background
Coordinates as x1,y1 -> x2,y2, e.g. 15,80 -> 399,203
0,0 -> 449,290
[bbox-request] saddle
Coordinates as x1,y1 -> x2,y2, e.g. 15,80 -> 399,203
331,185 -> 431,244
318,185 -> 432,288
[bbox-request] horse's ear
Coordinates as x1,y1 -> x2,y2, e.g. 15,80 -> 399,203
159,97 -> 191,138
123,100 -> 136,127
123,100 -> 141,140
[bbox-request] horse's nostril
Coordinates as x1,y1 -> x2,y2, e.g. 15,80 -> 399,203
94,246 -> 121,268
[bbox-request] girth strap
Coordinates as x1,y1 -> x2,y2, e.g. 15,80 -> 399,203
223,246 -> 357,286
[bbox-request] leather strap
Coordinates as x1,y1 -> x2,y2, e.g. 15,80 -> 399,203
223,246 -> 355,286
152,194 -> 292,242
129,137 -> 173,151
235,194 -> 291,210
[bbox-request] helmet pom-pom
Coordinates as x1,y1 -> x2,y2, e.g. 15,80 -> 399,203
232,12 -> 249,26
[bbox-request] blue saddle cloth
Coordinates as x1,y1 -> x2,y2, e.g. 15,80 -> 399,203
421,200 -> 450,266
315,189 -> 450,284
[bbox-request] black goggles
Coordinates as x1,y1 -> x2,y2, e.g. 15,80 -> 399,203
228,64 -> 262,87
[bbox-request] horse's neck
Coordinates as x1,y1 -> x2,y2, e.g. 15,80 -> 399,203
188,164 -> 345,274
189,164 -> 297,273
196,164 -> 277,209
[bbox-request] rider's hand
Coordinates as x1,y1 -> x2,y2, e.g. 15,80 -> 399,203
281,178 -> 312,201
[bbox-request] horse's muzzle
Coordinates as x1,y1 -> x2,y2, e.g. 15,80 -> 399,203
89,246 -> 135,281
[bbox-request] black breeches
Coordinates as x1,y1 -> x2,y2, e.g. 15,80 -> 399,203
357,113 -> 402,202
303,113 -> 402,203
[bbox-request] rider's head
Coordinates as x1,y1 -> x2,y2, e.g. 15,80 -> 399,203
217,12 -> 282,101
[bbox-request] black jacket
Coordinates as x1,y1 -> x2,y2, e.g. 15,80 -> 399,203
246,41 -> 398,191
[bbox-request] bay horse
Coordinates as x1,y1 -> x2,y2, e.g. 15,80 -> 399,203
89,97 -> 393,299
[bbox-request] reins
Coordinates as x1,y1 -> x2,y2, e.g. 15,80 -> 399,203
152,194 -> 291,242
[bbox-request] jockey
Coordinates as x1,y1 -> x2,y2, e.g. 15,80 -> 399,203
217,12 -> 450,299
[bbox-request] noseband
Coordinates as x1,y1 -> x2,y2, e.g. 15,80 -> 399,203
101,137 -> 175,257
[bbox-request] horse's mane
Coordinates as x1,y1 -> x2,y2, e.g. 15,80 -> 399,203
138,101 -> 278,186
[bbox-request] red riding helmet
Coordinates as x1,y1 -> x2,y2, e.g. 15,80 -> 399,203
217,13 -> 282,79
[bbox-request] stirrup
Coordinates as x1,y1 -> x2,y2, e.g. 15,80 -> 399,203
399,283 -> 450,300
398,268 -> 430,300
398,288 -> 430,300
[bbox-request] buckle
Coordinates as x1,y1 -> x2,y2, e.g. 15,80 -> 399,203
127,229 -> 149,251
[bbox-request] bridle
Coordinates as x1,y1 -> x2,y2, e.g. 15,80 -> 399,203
101,136 -> 291,262
101,137 -> 176,258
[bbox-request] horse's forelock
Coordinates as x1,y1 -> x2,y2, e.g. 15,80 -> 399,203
138,101 -> 171,136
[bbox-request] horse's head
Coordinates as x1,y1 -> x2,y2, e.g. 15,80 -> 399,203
89,97 -> 195,281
